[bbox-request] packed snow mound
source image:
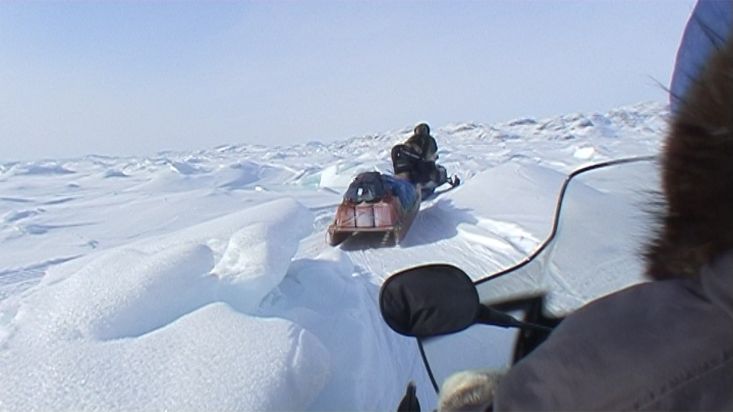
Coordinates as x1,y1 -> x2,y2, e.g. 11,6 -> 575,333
0,198 -> 330,411
1,302 -> 330,411
5,161 -> 76,176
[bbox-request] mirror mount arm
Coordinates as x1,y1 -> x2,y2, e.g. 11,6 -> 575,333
477,305 -> 554,333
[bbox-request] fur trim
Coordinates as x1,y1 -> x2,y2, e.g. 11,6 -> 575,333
437,369 -> 504,412
645,31 -> 733,279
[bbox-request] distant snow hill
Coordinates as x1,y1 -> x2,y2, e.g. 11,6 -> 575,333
0,101 -> 667,411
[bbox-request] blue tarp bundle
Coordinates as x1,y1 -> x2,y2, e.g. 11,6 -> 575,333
382,174 -> 418,211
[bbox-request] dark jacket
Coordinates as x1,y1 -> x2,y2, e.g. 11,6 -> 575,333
494,255 -> 733,410
492,3 -> 733,410
405,132 -> 438,163
393,125 -> 440,185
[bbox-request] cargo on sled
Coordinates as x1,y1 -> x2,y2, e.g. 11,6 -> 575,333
327,171 -> 420,246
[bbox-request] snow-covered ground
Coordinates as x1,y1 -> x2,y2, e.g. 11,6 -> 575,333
0,102 -> 667,410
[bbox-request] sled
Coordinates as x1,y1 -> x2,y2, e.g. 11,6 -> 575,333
327,173 -> 421,247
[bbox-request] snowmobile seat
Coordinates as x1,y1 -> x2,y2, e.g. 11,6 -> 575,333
391,144 -> 420,178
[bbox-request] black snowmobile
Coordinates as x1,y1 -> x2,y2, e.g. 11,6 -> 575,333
378,156 -> 658,411
390,144 -> 460,199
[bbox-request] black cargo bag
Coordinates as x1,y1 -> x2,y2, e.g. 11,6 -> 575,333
344,171 -> 388,203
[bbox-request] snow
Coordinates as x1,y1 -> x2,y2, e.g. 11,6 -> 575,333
0,102 -> 668,410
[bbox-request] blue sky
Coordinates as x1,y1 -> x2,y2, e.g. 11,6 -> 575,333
1,0 -> 695,161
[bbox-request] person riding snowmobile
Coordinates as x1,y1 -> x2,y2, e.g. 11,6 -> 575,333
431,2 -> 733,410
405,123 -> 438,164
391,123 -> 445,188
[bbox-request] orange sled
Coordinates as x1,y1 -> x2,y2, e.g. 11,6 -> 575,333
327,188 -> 420,246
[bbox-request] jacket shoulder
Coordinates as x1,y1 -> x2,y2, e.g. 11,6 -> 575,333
494,280 -> 733,411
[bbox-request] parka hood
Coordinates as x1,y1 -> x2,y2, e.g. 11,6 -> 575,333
645,29 -> 733,280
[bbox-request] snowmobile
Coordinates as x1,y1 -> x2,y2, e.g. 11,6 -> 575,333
378,156 -> 658,411
327,171 -> 422,246
390,143 -> 460,199
417,164 -> 460,200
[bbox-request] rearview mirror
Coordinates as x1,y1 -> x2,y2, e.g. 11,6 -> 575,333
379,264 -> 480,337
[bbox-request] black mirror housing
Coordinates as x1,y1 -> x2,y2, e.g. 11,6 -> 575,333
379,264 -> 480,338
